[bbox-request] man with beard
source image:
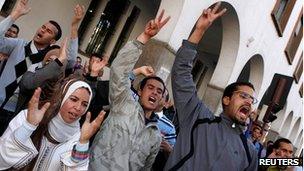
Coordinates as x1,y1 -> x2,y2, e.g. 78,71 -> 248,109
165,2 -> 258,171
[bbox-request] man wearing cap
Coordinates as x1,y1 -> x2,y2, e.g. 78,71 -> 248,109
0,0 -> 66,135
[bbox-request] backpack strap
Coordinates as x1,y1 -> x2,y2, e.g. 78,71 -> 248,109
240,133 -> 252,169
168,116 -> 222,171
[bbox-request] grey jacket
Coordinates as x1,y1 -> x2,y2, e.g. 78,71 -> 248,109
89,40 -> 161,171
164,40 -> 258,171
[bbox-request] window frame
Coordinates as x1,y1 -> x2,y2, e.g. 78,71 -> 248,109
284,10 -> 303,64
299,83 -> 303,98
293,53 -> 303,83
0,0 -> 17,17
271,0 -> 297,37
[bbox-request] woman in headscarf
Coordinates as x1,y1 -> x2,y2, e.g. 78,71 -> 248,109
0,78 -> 105,170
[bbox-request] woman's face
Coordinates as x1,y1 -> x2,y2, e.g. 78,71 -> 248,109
59,88 -> 90,123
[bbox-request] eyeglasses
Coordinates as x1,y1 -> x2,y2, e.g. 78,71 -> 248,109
233,90 -> 258,104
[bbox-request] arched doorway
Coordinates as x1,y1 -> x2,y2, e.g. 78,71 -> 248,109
188,2 -> 240,112
270,104 -> 287,132
236,54 -> 264,95
295,130 -> 303,148
280,111 -> 293,137
288,118 -> 301,142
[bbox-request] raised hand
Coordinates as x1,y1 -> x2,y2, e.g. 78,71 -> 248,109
189,2 -> 226,44
160,140 -> 173,153
137,9 -> 170,44
196,2 -> 226,31
27,88 -> 50,126
71,4 -> 85,38
11,0 -> 31,20
133,66 -> 155,77
57,37 -> 68,63
72,4 -> 85,26
79,111 -> 106,144
90,57 -> 109,77
83,61 -> 89,75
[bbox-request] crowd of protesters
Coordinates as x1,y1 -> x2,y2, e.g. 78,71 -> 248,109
0,0 -> 301,170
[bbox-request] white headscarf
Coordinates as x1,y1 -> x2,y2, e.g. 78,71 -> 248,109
48,80 -> 92,143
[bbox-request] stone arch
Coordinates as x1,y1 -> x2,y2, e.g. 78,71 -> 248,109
236,54 -> 264,95
271,104 -> 287,132
280,111 -> 294,137
189,1 -> 241,112
289,118 -> 302,142
295,130 -> 303,147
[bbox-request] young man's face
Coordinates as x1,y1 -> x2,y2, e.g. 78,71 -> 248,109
5,26 -> 18,38
33,22 -> 58,46
139,79 -> 164,112
223,85 -> 256,125
252,128 -> 262,140
89,56 -> 100,66
275,142 -> 293,158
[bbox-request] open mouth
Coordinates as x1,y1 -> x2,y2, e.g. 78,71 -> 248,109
148,96 -> 156,104
239,106 -> 251,117
36,33 -> 43,39
68,112 -> 77,119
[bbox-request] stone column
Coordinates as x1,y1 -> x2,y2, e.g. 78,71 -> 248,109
133,39 -> 176,95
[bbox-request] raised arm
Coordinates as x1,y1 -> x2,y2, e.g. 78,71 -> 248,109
19,38 -> 68,91
0,0 -> 30,54
66,4 -> 85,69
0,0 -> 30,37
171,2 -> 226,123
0,88 -> 49,170
61,111 -> 105,170
109,10 -> 170,111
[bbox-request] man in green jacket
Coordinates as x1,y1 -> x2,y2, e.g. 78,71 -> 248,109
89,10 -> 170,170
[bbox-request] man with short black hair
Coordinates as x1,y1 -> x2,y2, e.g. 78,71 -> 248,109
270,138 -> 293,158
165,3 -> 258,171
259,138 -> 294,171
0,0 -> 72,135
250,126 -> 264,158
5,24 -> 19,38
89,10 -> 170,170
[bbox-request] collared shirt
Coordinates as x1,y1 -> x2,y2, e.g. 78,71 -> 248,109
155,111 -> 177,146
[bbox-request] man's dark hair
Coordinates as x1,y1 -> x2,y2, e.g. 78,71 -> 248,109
267,140 -> 274,146
221,82 -> 255,108
49,20 -> 62,41
76,56 -> 82,62
91,53 -> 103,59
140,76 -> 166,94
253,126 -> 262,133
11,24 -> 20,34
273,138 -> 292,149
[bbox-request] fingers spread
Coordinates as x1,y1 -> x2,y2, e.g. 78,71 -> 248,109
157,9 -> 165,22
159,16 -> 170,28
212,2 -> 221,14
217,8 -> 227,17
94,110 -> 106,125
